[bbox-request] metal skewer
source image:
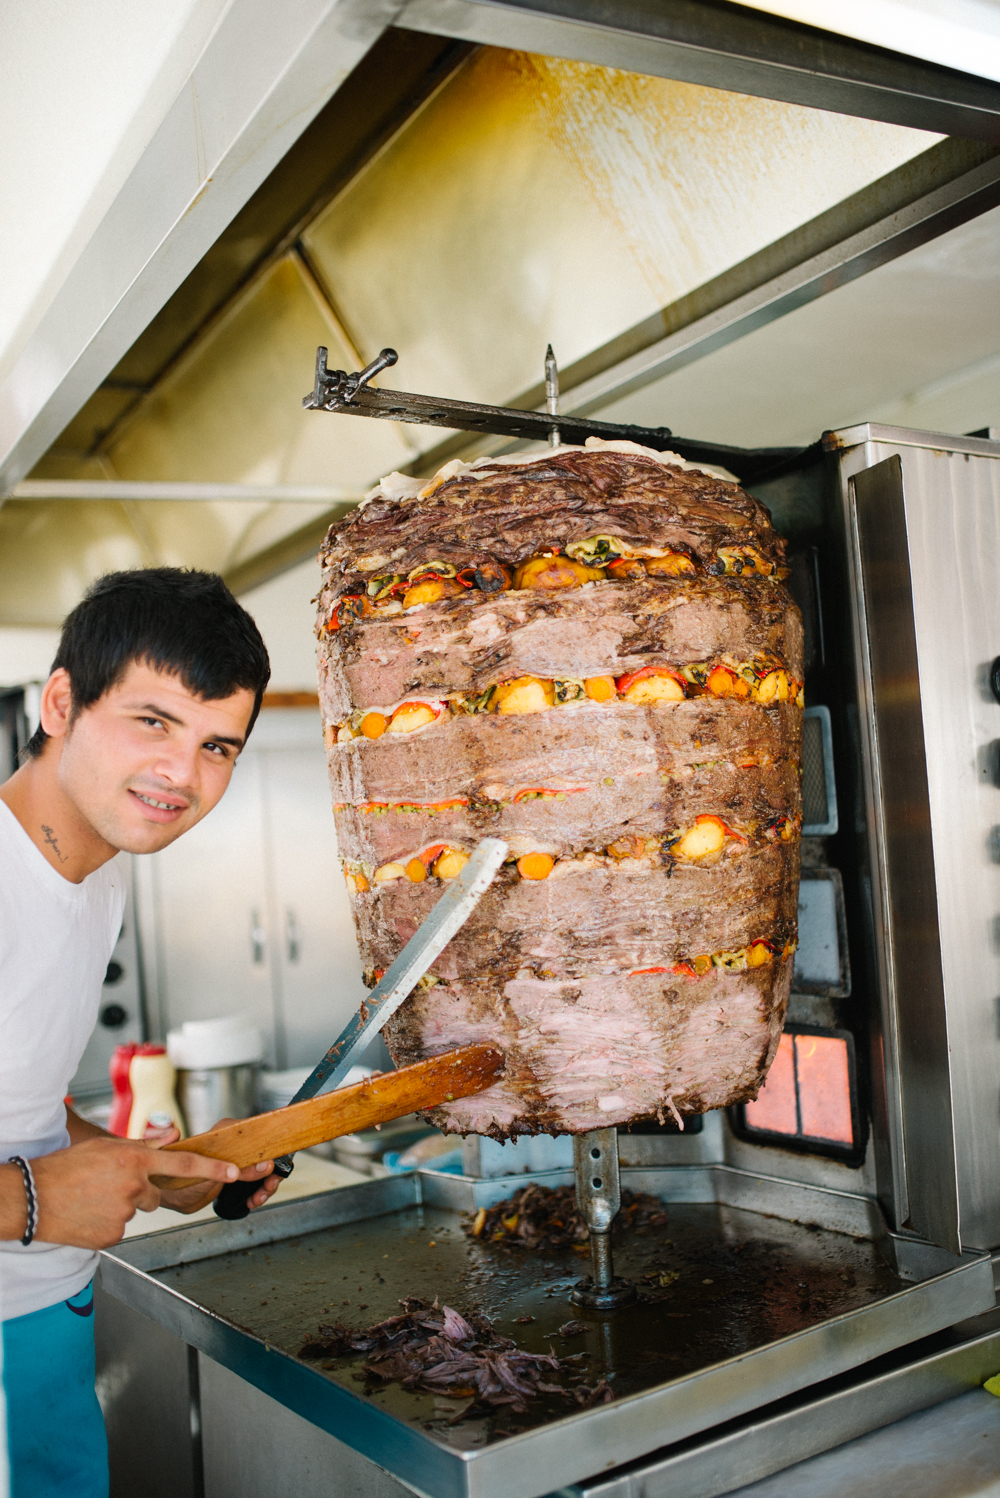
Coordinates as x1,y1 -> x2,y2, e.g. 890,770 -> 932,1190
545,344 -> 560,448
571,1128 -> 637,1309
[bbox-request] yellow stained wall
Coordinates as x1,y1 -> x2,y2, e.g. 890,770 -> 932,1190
302,49 -> 936,411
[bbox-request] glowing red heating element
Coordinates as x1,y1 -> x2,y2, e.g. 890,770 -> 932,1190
745,1029 -> 855,1147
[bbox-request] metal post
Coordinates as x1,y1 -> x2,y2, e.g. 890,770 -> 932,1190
545,344 -> 561,449
571,1128 -> 637,1309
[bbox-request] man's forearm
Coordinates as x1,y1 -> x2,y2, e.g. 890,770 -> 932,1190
66,1106 -> 111,1144
0,1114 -> 108,1240
0,1161 -> 29,1240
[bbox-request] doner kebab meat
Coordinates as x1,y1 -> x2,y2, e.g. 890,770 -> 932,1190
316,438 -> 802,1138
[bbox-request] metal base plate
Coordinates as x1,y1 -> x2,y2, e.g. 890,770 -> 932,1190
571,1276 -> 638,1310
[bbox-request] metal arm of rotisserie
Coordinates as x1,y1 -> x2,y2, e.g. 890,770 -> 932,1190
300,345 -> 808,483
302,344 -> 678,448
571,1129 -> 637,1310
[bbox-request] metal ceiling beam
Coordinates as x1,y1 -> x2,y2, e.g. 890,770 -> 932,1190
12,481 -> 362,505
0,0 -> 403,500
398,0 -> 1000,140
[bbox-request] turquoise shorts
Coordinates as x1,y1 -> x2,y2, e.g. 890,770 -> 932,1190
3,1282 -> 107,1498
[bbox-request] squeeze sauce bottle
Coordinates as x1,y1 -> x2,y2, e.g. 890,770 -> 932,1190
108,1043 -> 185,1138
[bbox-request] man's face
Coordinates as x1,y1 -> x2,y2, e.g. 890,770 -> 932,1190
53,662 -> 256,855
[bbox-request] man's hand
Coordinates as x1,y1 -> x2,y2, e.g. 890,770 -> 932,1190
147,1120 -> 282,1216
0,1137 -> 244,1250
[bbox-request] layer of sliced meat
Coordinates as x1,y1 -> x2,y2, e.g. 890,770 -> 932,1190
383,961 -> 792,1136
319,449 -> 784,590
333,758 -> 800,868
326,699 -> 800,807
318,577 -> 801,720
354,844 -> 798,982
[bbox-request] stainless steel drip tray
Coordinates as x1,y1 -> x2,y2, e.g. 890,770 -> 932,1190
99,1168 -> 994,1498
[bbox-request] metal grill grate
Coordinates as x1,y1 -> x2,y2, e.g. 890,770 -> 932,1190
802,706 -> 837,835
802,715 -> 827,826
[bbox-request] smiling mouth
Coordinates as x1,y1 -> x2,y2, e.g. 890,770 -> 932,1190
133,791 -> 186,812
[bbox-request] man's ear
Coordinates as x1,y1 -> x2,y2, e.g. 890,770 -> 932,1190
39,669 -> 75,742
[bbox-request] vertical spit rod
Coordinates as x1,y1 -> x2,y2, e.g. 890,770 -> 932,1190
571,1128 -> 637,1309
545,344 -> 560,448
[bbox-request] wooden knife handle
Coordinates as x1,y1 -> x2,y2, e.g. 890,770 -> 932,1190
149,1043 -> 503,1190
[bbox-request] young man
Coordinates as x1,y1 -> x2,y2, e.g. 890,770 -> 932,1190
0,568 -> 281,1497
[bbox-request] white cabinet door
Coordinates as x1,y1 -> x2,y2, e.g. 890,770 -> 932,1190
261,746 -> 367,1069
71,854 -> 144,1097
143,751 -> 280,1062
139,710 -> 367,1070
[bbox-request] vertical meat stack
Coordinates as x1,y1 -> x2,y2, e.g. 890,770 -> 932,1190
316,440 -> 803,1137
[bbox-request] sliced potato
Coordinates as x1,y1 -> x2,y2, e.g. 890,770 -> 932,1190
755,670 -> 790,704
387,703 -> 439,733
606,557 -> 646,580
746,941 -> 774,967
644,552 -> 696,577
622,674 -> 685,705
514,555 -> 602,589
493,677 -> 555,714
673,816 -> 727,860
433,848 -> 470,880
402,577 -> 464,608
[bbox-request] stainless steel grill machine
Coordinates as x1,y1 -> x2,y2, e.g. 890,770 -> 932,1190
96,370 -> 1000,1498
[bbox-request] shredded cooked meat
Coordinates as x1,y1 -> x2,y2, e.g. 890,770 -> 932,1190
299,1296 -> 613,1415
466,1183 -> 669,1252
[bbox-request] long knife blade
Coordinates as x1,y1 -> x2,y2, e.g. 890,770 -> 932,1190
213,836 -> 507,1218
289,836 -> 508,1104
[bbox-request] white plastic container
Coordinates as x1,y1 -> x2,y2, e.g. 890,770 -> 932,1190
258,1064 -> 371,1112
167,1017 -> 264,1136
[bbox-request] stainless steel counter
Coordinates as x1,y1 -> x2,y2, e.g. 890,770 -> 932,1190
96,1169 -> 994,1498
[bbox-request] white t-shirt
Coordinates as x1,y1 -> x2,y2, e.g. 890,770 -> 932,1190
0,800 -> 125,1320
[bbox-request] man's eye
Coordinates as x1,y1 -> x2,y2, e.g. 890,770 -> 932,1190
204,742 -> 229,758
141,717 -> 165,729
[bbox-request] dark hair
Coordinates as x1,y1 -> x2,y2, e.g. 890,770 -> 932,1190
25,568 -> 271,758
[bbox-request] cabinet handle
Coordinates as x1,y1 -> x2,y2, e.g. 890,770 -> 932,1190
250,911 -> 266,965
286,909 -> 301,965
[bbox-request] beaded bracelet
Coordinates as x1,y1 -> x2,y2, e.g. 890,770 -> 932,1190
8,1155 -> 37,1246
